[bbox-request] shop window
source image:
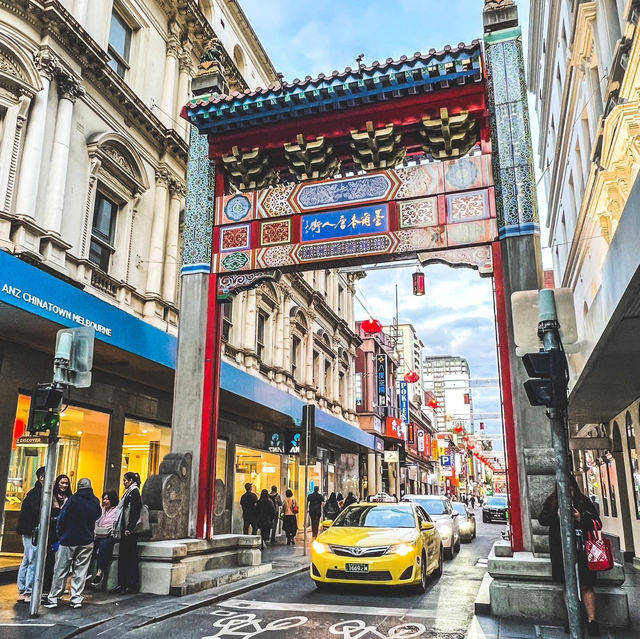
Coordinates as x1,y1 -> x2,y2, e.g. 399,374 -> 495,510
627,411 -> 640,519
89,192 -> 118,272
121,419 -> 171,488
108,8 -> 132,78
599,462 -> 609,517
606,457 -> 618,517
3,395 -> 109,553
221,302 -> 232,341
256,311 -> 266,360
233,446 -> 281,533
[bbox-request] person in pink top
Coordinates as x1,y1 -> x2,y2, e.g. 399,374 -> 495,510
89,490 -> 119,588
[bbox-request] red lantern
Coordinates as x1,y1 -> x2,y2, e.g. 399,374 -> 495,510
427,399 -> 438,409
404,371 -> 419,383
412,270 -> 425,296
361,318 -> 383,334
454,425 -> 464,434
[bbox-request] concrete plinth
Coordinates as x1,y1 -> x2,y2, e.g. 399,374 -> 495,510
485,541 -> 630,627
106,534 -> 268,596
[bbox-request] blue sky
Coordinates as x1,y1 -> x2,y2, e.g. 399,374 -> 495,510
239,0 -> 538,447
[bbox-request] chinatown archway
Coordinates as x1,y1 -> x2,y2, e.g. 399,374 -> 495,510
175,0 -> 547,554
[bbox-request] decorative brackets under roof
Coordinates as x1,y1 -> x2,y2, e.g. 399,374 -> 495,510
284,135 -> 340,181
350,121 -> 406,172
419,107 -> 479,160
221,146 -> 276,192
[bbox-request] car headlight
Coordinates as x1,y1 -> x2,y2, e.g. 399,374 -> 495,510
386,543 -> 415,556
438,523 -> 452,537
312,540 -> 328,554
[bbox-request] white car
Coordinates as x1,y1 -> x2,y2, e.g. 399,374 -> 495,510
402,495 -> 460,559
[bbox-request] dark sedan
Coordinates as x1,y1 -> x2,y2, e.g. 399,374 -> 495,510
482,495 -> 509,523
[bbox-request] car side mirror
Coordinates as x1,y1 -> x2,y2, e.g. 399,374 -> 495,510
321,519 -> 333,528
420,521 -> 434,531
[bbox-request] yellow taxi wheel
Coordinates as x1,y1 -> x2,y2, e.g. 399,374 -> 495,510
434,546 -> 444,578
411,554 -> 428,594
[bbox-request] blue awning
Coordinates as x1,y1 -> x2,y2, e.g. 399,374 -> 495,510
221,360 -> 378,451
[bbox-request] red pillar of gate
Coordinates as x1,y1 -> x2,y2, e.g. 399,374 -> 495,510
492,240 -> 524,552
196,161 -> 226,539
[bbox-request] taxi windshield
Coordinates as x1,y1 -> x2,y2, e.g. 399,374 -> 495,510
408,499 -> 447,515
332,505 -> 415,528
452,503 -> 467,515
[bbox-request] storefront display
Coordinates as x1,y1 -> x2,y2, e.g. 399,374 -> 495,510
3,394 -> 109,552
121,419 -> 171,487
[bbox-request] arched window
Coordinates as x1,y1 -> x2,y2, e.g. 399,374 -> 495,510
233,45 -> 246,77
627,411 -> 640,519
256,283 -> 278,364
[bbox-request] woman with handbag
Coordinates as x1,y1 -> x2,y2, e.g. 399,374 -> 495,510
282,489 -> 298,545
110,472 -> 142,594
43,474 -> 73,590
89,490 -> 119,588
538,476 -> 603,636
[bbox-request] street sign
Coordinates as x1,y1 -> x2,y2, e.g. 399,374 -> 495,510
376,354 -> 388,407
399,381 -> 409,424
439,455 -> 452,467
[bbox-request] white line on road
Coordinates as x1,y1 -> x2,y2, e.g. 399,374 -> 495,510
219,599 -> 466,621
0,623 -> 56,627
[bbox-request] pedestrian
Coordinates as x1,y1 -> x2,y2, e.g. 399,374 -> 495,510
43,478 -> 101,609
307,486 -> 324,538
324,492 -> 340,520
470,495 -> 476,508
268,485 -> 283,543
282,489 -> 298,545
255,489 -> 275,549
110,472 -> 143,594
16,466 -> 45,603
89,490 -> 119,588
336,492 -> 344,509
240,483 -> 258,535
44,474 -> 73,590
343,491 -> 357,508
538,477 -> 602,637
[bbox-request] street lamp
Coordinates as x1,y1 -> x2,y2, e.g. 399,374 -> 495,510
412,269 -> 425,296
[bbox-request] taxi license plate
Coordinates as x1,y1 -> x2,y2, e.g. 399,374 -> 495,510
345,563 -> 369,573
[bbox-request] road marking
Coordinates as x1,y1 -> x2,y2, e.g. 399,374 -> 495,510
219,599 -> 465,620
0,623 -> 56,627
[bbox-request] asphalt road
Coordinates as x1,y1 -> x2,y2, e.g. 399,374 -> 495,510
120,509 -> 504,639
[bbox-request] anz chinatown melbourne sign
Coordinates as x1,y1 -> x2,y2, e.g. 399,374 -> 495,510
0,250 -> 176,369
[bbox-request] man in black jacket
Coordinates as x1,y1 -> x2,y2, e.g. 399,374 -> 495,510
44,477 -> 101,609
16,466 -> 45,602
240,483 -> 258,534
307,486 -> 325,538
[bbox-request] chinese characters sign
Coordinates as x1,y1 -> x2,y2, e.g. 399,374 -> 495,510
301,205 -> 389,242
376,354 -> 388,408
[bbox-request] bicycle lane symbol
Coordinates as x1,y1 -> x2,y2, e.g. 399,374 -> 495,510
203,610 -> 426,639
203,611 -> 309,639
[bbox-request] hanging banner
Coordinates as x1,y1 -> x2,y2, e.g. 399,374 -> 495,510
417,429 -> 425,452
399,381 -> 409,424
407,422 -> 415,446
376,354 -> 388,407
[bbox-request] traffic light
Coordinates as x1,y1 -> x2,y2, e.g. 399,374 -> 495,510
522,349 -> 568,408
398,443 -> 408,466
27,386 -> 64,434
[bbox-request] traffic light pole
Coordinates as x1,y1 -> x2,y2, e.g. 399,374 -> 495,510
538,290 -> 583,639
29,416 -> 60,617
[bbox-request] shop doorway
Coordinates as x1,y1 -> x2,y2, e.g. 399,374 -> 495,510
120,418 -> 171,488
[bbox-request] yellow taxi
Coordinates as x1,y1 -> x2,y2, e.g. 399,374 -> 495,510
310,501 -> 443,592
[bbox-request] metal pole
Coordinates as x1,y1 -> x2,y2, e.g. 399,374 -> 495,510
303,411 -> 309,556
29,427 -> 59,617
538,289 -> 583,639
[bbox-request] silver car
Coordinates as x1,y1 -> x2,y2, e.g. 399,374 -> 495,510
402,495 -> 460,559
452,501 -> 476,542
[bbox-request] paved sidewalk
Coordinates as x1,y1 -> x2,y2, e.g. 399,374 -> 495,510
0,542 -> 309,639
